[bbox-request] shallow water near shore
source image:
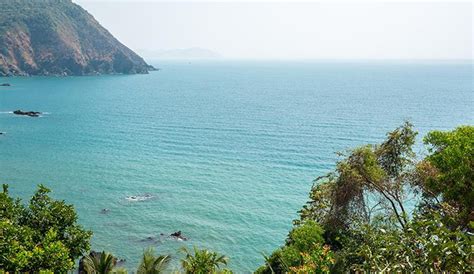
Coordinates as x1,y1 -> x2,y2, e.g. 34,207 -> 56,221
0,61 -> 472,272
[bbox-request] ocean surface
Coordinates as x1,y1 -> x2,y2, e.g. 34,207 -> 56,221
0,61 -> 472,272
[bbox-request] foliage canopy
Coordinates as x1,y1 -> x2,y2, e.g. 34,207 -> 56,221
0,184 -> 92,272
259,123 -> 474,272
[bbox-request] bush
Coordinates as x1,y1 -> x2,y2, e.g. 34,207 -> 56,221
258,220 -> 334,273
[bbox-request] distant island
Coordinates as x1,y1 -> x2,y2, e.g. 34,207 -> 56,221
0,0 -> 153,76
139,47 -> 221,60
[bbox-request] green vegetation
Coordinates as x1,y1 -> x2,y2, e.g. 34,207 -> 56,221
421,126 -> 474,228
0,184 -> 92,272
82,251 -> 117,274
1,123 -> 472,273
180,246 -> 230,274
137,247 -> 171,274
258,123 -> 473,273
257,220 -> 334,274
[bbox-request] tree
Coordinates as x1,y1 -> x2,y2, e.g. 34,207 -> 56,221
343,212 -> 473,272
180,246 -> 230,274
137,247 -> 171,274
260,124 -> 473,272
297,122 -> 417,239
82,251 -> 117,274
418,126 -> 474,229
0,184 -> 92,272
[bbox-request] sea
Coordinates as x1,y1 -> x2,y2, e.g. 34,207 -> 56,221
0,60 -> 472,272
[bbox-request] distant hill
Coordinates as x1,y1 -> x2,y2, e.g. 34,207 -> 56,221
139,48 -> 221,60
0,0 -> 153,76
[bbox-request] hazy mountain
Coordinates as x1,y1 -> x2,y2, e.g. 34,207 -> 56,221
139,47 -> 221,60
0,0 -> 153,76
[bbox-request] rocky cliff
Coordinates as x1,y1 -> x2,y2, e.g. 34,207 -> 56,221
0,0 -> 153,76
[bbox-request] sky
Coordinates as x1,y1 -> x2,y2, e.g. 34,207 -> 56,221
74,1 -> 473,60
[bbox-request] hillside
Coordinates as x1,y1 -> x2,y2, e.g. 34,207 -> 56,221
0,0 -> 153,76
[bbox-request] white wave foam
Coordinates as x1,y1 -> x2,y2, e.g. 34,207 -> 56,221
125,194 -> 154,202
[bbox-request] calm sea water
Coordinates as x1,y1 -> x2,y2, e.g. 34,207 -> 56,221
0,61 -> 472,272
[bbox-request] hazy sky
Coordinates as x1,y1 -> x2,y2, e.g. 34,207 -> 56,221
75,1 -> 472,60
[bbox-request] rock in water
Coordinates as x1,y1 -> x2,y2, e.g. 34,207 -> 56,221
13,110 -> 41,117
0,0 -> 154,76
170,230 -> 188,241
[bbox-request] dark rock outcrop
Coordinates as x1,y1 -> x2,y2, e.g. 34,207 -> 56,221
0,0 -> 154,76
170,230 -> 188,241
13,110 -> 41,117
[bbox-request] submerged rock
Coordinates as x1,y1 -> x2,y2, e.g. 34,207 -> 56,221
139,235 -> 161,244
141,236 -> 157,242
13,110 -> 41,117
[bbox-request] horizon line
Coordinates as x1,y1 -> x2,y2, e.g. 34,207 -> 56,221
144,58 -> 473,62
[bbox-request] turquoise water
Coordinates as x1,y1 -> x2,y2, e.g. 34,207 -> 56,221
0,61 -> 472,272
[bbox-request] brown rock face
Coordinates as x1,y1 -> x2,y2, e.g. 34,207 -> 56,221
0,0 -> 153,76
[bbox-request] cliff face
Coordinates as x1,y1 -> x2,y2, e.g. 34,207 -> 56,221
0,0 -> 153,76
